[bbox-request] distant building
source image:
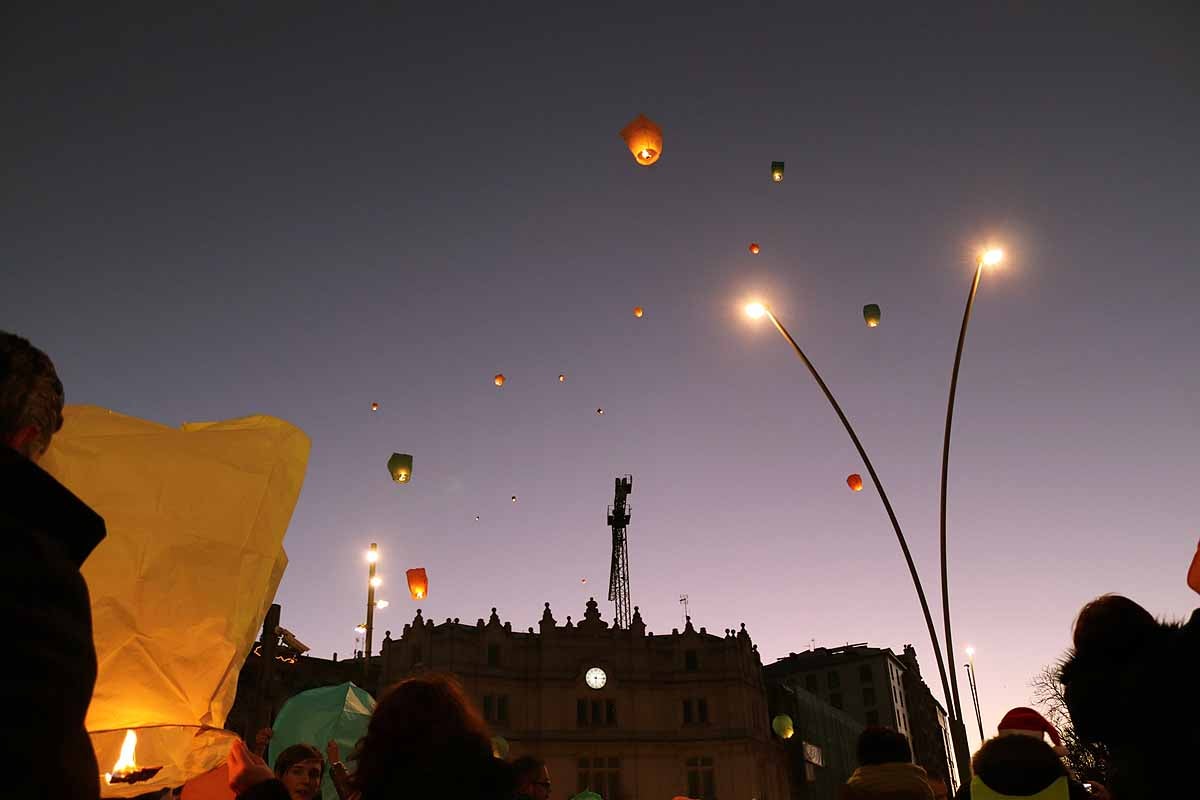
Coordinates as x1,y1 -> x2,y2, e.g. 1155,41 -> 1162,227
764,643 -> 956,793
379,599 -> 789,800
765,679 -> 863,800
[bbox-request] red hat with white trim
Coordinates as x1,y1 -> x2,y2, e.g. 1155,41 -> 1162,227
997,707 -> 1067,756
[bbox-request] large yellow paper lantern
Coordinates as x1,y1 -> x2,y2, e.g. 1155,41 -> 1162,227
619,114 -> 663,166
41,406 -> 310,797
772,714 -> 795,739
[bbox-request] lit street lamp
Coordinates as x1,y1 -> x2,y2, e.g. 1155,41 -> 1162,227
938,247 -> 1004,767
364,543 -> 379,677
964,645 -> 985,742
743,300 -> 962,780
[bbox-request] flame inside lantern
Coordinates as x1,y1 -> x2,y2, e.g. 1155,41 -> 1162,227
105,729 -> 138,783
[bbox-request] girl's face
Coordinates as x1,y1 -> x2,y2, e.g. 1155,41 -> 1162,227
279,758 -> 323,800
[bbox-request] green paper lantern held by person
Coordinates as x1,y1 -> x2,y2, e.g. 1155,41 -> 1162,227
772,713 -> 794,739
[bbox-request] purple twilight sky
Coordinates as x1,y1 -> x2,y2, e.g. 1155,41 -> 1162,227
5,5 -> 1198,752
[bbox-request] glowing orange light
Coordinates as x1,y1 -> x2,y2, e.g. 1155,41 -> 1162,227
749,243 -> 760,254
494,374 -> 506,387
104,730 -> 138,784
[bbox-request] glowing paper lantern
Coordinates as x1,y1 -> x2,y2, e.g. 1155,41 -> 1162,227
268,683 -> 375,800
771,161 -> 785,182
619,113 -> 663,166
387,453 -> 413,484
511,495 -> 518,503
370,402 -> 379,412
633,306 -> 644,318
772,714 -> 795,739
847,473 -> 864,492
494,374 -> 506,387
491,736 -> 509,759
596,408 -> 604,415
41,406 -> 310,797
863,304 -> 881,328
558,374 -> 566,382
749,243 -> 760,254
406,568 -> 428,600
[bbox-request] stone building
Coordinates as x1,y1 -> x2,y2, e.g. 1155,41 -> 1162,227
763,643 -> 956,793
379,598 -> 789,800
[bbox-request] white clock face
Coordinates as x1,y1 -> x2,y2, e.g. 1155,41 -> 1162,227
585,667 -> 607,690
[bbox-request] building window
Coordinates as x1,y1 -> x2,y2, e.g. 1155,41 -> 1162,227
578,699 -> 588,726
830,692 -> 843,710
592,700 -> 603,725
859,664 -> 873,682
863,687 -> 876,707
498,695 -> 509,723
683,699 -> 694,724
827,671 -> 840,689
686,756 -> 715,800
579,757 -> 621,798
805,674 -> 819,693
487,643 -> 501,667
411,646 -> 421,667
698,698 -> 709,724
685,649 -> 699,671
606,699 -> 617,726
866,710 -> 879,726
483,695 -> 494,721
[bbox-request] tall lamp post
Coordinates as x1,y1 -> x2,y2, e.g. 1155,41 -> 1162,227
744,301 -> 961,781
938,247 -> 1004,768
365,543 -> 381,678
964,646 -> 985,742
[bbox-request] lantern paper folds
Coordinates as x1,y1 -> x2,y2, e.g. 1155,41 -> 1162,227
41,406 -> 310,797
387,452 -> 413,483
772,714 -> 795,739
847,473 -> 864,492
863,304 -> 881,328
619,114 -> 663,166
771,161 -> 785,182
407,567 -> 429,600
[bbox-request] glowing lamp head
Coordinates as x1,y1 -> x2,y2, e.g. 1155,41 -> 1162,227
370,576 -> 383,588
745,302 -> 767,320
982,248 -> 1004,267
366,548 -> 379,564
354,624 -> 366,634
966,645 -> 976,659
375,599 -> 389,609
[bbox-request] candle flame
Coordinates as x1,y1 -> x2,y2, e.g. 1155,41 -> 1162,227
105,730 -> 138,783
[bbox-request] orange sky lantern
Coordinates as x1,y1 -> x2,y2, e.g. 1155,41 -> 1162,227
749,243 -> 760,254
619,114 -> 662,166
847,473 -> 864,492
494,374 -> 505,387
633,306 -> 644,318
370,402 -> 379,411
406,568 -> 428,600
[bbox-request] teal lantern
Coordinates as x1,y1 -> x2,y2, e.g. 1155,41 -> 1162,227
387,452 -> 413,483
771,161 -> 785,182
268,682 -> 376,800
863,304 -> 881,328
772,713 -> 795,739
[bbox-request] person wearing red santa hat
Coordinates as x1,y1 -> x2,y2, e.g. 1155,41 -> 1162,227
996,707 -> 1068,757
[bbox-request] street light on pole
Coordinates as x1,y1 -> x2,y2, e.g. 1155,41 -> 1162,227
938,246 -> 1004,771
365,544 -> 379,677
964,645 -> 985,743
743,300 -> 963,782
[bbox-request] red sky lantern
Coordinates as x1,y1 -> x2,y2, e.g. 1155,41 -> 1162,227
847,474 -> 864,492
406,568 -> 428,600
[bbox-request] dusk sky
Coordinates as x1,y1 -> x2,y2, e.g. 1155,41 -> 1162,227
5,5 -> 1197,753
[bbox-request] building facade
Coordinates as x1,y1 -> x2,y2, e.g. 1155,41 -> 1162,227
763,643 -> 955,793
765,680 -> 863,800
380,599 -> 789,800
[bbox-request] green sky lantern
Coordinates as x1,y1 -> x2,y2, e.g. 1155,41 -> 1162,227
387,452 -> 413,484
772,713 -> 795,739
863,304 -> 881,328
771,161 -> 785,182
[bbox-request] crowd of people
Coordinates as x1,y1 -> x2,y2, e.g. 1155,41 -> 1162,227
3,327 -> 1197,800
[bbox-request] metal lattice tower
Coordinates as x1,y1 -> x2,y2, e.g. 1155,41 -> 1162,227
606,475 -> 633,629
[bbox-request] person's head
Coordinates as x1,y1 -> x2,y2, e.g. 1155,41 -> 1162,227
0,332 -> 64,462
856,726 -> 912,766
1072,594 -> 1157,657
512,755 -> 551,800
273,743 -> 324,800
352,673 -> 499,797
971,735 -> 1068,796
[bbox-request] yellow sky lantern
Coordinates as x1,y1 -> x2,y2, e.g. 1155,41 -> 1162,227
619,114 -> 663,166
42,406 -> 310,796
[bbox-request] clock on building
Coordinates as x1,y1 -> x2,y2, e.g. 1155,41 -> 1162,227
585,666 -> 607,690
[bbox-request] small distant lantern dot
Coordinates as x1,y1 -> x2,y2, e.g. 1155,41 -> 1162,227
749,243 -> 760,255
371,402 -> 379,412
633,306 -> 644,318
494,374 -> 506,387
